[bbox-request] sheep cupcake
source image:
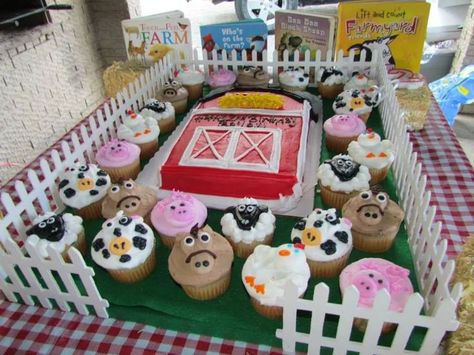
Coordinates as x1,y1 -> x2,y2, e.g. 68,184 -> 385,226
175,67 -> 205,101
317,154 -> 370,209
207,68 -> 236,90
236,66 -> 271,88
220,197 -> 276,258
140,99 -> 176,134
348,129 -> 395,184
278,67 -> 309,92
317,66 -> 346,99
291,208 -> 352,277
158,80 -> 189,114
324,113 -> 366,153
95,139 -> 141,182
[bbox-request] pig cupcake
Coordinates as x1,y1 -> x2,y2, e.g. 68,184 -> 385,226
150,191 -> 207,248
236,66 -> 271,88
324,113 -> 366,153
207,68 -> 237,90
291,208 -> 353,277
168,225 -> 234,300
158,80 -> 189,114
317,66 -> 346,99
242,243 -> 310,318
340,258 -> 414,332
140,99 -> 176,134
95,139 -> 141,182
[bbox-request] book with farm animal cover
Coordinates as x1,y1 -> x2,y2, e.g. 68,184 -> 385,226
199,19 -> 268,60
274,9 -> 337,61
122,10 -> 192,64
335,1 -> 430,73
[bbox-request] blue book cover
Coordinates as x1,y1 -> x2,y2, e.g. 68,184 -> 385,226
200,19 -> 268,60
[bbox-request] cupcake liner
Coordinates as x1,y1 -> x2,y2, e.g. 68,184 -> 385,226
159,233 -> 177,249
107,250 -> 156,283
170,98 -> 188,114
158,116 -> 176,134
209,84 -> 234,91
75,198 -> 104,220
250,296 -> 283,319
181,271 -> 231,300
320,184 -> 358,210
101,159 -> 140,183
63,229 -> 87,262
353,317 -> 397,334
358,111 -> 371,123
351,229 -> 397,253
138,139 -> 159,160
369,166 -> 390,185
279,83 -> 307,92
307,249 -> 352,278
184,83 -> 204,101
325,134 -> 359,154
227,234 -> 273,259
318,83 -> 344,99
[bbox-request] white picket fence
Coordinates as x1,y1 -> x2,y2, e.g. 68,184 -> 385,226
0,48 -> 462,352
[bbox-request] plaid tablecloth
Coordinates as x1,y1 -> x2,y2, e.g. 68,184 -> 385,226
1,96 -> 473,353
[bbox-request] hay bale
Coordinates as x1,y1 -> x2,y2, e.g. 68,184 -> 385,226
395,85 -> 431,131
103,61 -> 150,98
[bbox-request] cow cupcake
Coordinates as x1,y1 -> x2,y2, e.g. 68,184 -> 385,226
344,72 -> 378,91
279,67 -> 309,92
140,99 -> 176,133
333,88 -> 382,123
317,66 -> 346,99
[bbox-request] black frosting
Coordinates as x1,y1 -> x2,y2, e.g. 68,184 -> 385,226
320,67 -> 344,83
320,240 -> 337,255
26,214 -> 66,242
325,157 -> 360,182
226,203 -> 269,231
142,100 -> 167,113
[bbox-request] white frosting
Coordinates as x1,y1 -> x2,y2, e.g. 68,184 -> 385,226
117,112 -> 160,144
140,99 -> 175,122
58,163 -> 111,209
344,74 -> 377,91
317,67 -> 346,85
317,154 -> 370,192
176,68 -> 205,85
333,89 -> 372,115
26,212 -> 84,258
242,244 -> 310,305
348,132 -> 395,169
91,211 -> 155,270
291,208 -> 352,262
279,68 -> 309,88
220,198 -> 276,244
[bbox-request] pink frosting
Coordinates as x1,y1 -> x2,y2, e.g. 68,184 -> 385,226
324,113 -> 366,137
208,69 -> 236,87
340,258 -> 413,312
151,191 -> 208,237
96,139 -> 140,168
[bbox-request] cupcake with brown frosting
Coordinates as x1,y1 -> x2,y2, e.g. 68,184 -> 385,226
158,79 -> 189,114
342,190 -> 404,252
236,66 -> 271,88
101,179 -> 157,224
168,224 -> 234,300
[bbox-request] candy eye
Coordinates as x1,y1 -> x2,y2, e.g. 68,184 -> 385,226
111,185 -> 120,193
171,80 -> 179,86
346,161 -> 353,167
200,233 -> 210,243
184,236 -> 194,246
237,205 -> 246,212
47,217 -> 55,224
360,191 -> 372,200
327,214 -> 336,222
103,221 -> 113,228
315,208 -> 323,214
119,216 -> 130,225
124,182 -> 134,189
243,67 -> 250,72
246,205 -> 256,213
38,222 -> 47,228
79,165 -> 88,171
376,193 -> 387,203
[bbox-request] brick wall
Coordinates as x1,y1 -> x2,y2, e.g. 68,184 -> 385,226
0,0 -> 140,185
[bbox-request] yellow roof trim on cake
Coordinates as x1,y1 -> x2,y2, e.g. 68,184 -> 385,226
218,92 -> 284,110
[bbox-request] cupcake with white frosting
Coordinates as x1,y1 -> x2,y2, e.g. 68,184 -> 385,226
278,67 -> 309,92
242,243 -> 310,318
91,211 -> 156,283
317,154 -> 370,209
348,129 -> 395,184
220,197 -> 276,258
140,99 -> 176,134
117,110 -> 160,159
317,66 -> 346,99
333,89 -> 381,123
344,72 -> 378,91
26,212 -> 85,261
291,208 -> 352,277
176,67 -> 205,101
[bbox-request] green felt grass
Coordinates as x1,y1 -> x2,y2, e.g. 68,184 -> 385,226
76,92 -> 424,351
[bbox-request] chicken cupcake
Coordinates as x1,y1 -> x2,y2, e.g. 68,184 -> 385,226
207,68 -> 237,90
236,66 -> 271,88
158,79 -> 189,114
348,129 -> 395,184
242,243 -> 310,318
58,163 -> 111,219
117,110 -> 160,159
168,224 -> 234,300
291,208 -> 352,277
140,99 -> 176,134
324,113 -> 366,153
342,190 -> 404,252
317,154 -> 370,209
150,191 -> 207,248
316,66 -> 346,99
95,139 -> 141,183
175,67 -> 205,101
220,197 -> 276,258
91,211 -> 156,283
278,67 -> 309,92
26,212 -> 85,261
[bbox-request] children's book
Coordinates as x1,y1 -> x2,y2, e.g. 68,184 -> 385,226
199,19 -> 268,60
335,1 -> 430,72
275,9 -> 337,61
122,10 -> 192,64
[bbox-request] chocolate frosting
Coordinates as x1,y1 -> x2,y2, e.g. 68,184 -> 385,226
325,156 -> 360,182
